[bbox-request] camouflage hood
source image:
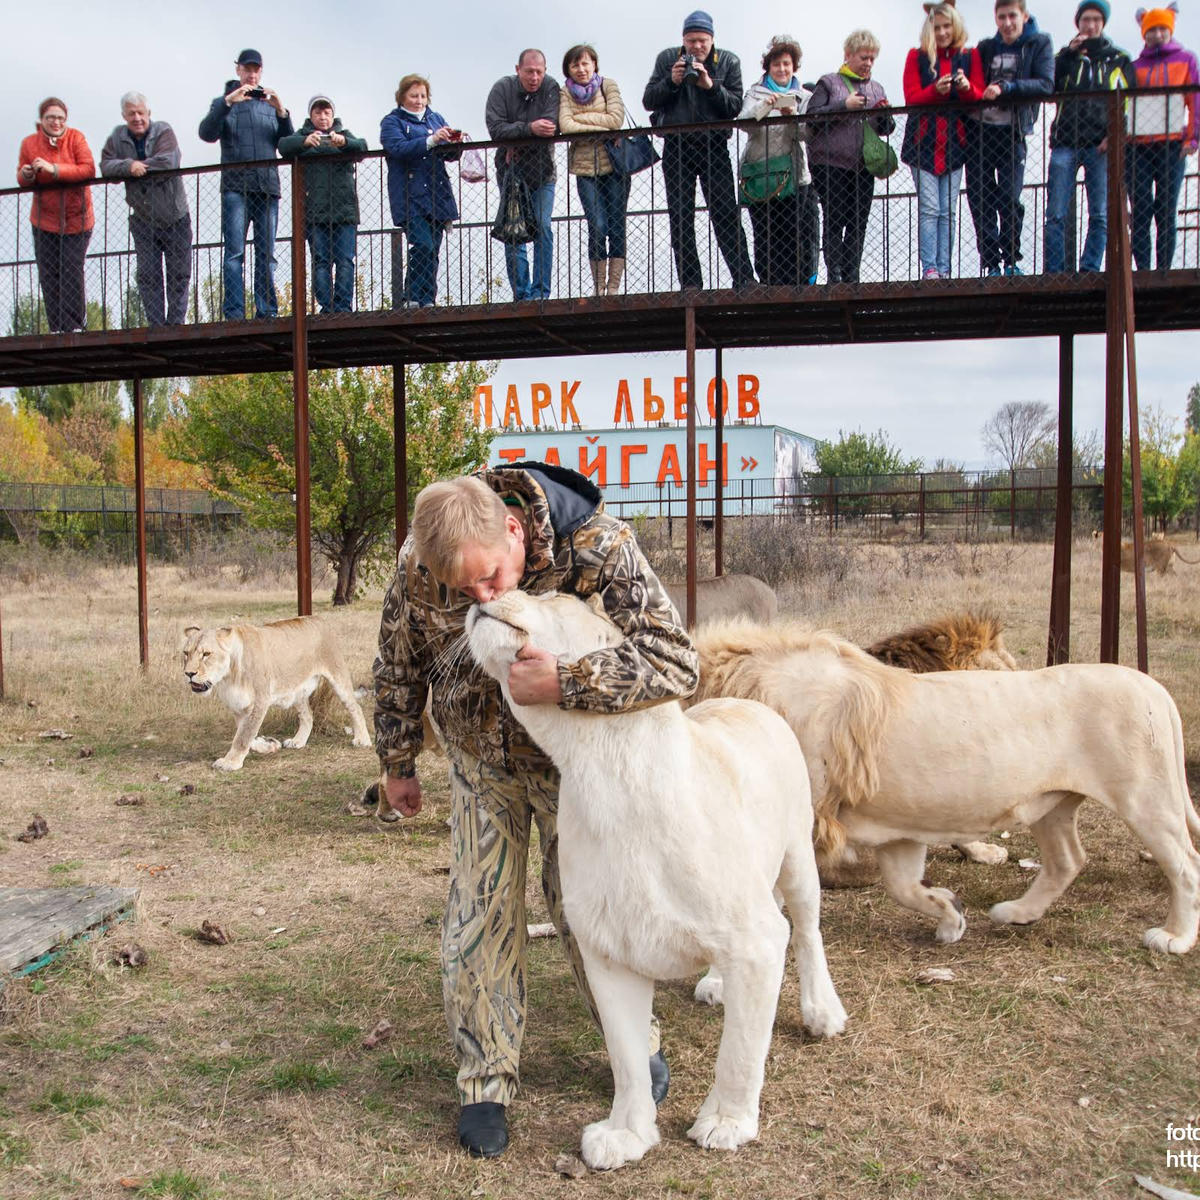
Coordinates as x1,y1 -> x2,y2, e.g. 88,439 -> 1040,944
373,464 -> 698,777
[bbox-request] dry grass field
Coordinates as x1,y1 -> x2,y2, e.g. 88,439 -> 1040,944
2,534 -> 1200,1200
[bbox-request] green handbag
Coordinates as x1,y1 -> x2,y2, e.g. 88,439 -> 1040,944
739,154 -> 796,203
862,122 -> 899,180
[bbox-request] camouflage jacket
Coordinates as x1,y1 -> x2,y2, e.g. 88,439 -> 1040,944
373,463 -> 699,778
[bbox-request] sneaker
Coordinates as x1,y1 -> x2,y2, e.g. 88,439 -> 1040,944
1004,264 -> 1024,277
922,268 -> 940,281
986,266 -> 1002,278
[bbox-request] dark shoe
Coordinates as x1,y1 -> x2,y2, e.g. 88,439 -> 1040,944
458,1102 -> 509,1158
649,1051 -> 670,1106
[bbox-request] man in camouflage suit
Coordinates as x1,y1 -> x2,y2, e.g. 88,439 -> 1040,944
372,462 -> 698,1158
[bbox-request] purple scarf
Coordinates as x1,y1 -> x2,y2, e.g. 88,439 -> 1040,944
566,74 -> 604,104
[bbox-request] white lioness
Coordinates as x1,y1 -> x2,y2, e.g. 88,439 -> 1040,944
181,617 -> 372,771
664,573 -> 779,626
467,591 -> 845,1171
692,620 -> 1200,955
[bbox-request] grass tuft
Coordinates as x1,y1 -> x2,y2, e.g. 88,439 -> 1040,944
136,1169 -> 210,1199
266,1061 -> 342,1092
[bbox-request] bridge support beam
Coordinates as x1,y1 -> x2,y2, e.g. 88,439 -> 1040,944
291,161 -> 312,616
1048,336 -> 1073,666
394,362 -> 407,552
133,376 -> 149,670
685,305 -> 697,629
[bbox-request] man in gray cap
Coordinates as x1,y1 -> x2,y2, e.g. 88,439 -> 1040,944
199,49 -> 294,319
643,11 -> 756,289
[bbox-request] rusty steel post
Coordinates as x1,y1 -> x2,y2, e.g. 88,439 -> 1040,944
1117,178 -> 1149,673
291,160 -> 313,616
1099,92 -> 1125,664
714,345 -> 724,576
133,376 -> 149,671
1048,335 -> 1074,665
1009,468 -> 1017,541
685,305 -> 697,629
394,363 -> 408,551
918,474 -> 926,540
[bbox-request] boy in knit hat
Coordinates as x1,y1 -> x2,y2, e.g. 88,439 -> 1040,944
1127,3 -> 1200,268
278,95 -> 368,313
643,11 -> 757,288
1043,0 -> 1132,272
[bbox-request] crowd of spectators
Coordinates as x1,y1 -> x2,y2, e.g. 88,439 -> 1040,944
12,3 -> 1199,331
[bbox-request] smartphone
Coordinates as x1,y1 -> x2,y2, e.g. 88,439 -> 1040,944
445,129 -> 464,143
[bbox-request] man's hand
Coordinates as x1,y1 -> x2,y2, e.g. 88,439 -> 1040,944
266,89 -> 287,116
1069,33 -> 1087,52
845,92 -> 867,111
384,774 -> 423,817
1098,137 -> 1108,153
530,118 -> 556,138
671,58 -> 688,85
508,644 -> 563,705
225,84 -> 252,106
693,61 -> 713,90
982,83 -> 1003,102
129,161 -> 148,177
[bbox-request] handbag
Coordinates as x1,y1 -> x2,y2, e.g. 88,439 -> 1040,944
739,154 -> 795,203
862,122 -> 899,180
490,171 -> 538,244
605,114 -> 660,177
459,147 -> 488,184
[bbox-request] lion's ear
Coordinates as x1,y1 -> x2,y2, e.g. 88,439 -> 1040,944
180,626 -> 201,650
585,593 -> 607,616
183,625 -> 200,637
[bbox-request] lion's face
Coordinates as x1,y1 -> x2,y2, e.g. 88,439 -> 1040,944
181,626 -> 234,694
466,591 -> 624,686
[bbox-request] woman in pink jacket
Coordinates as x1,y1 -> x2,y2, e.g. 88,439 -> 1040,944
16,97 -> 95,332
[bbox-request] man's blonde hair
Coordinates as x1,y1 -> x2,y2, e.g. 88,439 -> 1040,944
844,29 -> 881,58
412,475 -> 507,583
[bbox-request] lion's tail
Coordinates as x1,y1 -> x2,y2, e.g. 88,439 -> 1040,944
1172,547 -> 1200,566
1169,700 -> 1200,843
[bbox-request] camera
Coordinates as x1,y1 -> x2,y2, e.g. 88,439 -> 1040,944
445,129 -> 464,143
682,53 -> 699,82
248,86 -> 267,100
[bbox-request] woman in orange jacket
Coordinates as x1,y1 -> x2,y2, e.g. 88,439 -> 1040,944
17,97 -> 95,332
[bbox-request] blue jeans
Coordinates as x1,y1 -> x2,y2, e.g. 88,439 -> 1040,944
575,173 -> 629,260
221,190 -> 279,319
504,180 -> 555,300
912,166 -> 962,276
1127,141 -> 1188,271
1045,145 -> 1107,273
308,223 -> 356,313
405,216 -> 445,306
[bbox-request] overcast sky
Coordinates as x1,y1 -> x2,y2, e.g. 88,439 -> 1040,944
7,0 -> 1198,467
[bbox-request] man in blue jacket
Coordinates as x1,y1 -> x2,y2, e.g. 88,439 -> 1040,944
966,0 -> 1054,276
199,49 -> 294,320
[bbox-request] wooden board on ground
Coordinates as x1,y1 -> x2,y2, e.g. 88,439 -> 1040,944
0,886 -> 139,976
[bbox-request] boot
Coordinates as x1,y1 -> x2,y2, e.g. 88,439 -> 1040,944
606,257 -> 626,296
589,259 -> 606,296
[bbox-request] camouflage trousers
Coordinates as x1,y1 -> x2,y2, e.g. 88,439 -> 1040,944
443,749 -> 659,1107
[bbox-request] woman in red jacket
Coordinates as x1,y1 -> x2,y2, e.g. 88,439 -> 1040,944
901,4 -> 984,279
17,97 -> 95,332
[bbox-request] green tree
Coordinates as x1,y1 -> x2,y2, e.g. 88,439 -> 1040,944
1186,383 -> 1200,436
1123,405 -> 1199,529
168,363 -> 496,604
812,429 -> 923,478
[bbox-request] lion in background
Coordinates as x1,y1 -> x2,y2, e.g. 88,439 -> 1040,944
865,611 -> 1017,673
1092,530 -> 1200,575
693,619 -> 1200,954
182,616 -> 372,770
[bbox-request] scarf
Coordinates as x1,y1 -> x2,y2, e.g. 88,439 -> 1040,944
401,105 -> 427,122
764,73 -> 800,94
566,74 -> 604,104
839,64 -> 866,81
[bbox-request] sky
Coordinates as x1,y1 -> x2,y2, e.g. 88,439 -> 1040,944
6,0 -> 1199,468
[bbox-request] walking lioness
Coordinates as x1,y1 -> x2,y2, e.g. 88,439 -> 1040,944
1092,530 -> 1200,575
181,617 -> 372,770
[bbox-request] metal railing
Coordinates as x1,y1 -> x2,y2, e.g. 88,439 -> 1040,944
3,87 -> 1197,338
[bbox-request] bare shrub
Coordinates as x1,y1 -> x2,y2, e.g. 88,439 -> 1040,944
721,518 -> 855,590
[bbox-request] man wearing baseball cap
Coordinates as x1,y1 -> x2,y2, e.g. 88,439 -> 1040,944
199,50 -> 294,319
643,11 -> 757,289
1044,1 -> 1132,273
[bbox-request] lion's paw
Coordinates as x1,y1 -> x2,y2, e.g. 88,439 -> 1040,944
687,1110 -> 758,1152
1143,926 -> 1196,955
281,737 -> 309,750
211,756 -> 242,771
250,737 -> 281,754
580,1119 -> 658,1171
693,971 -> 724,1007
988,900 -> 1037,927
352,734 -> 373,749
803,994 -> 848,1039
958,841 -> 1008,866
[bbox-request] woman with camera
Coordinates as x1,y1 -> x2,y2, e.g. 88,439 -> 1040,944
381,75 -> 463,308
901,3 -> 984,280
17,97 -> 95,332
737,35 -> 816,286
279,95 -> 368,314
558,44 -> 628,296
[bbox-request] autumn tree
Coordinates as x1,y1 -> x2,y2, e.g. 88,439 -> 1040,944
168,363 -> 496,604
981,401 -> 1056,471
